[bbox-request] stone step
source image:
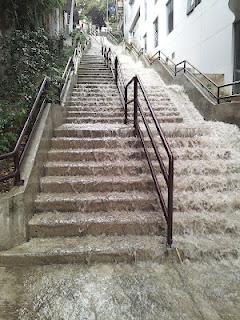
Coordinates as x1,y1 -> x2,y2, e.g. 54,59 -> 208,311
44,159 -> 240,178
29,211 -> 163,238
173,173 -> 240,192
78,72 -> 112,76
54,124 -> 134,138
50,136 -> 212,150
35,192 -> 158,213
78,75 -> 113,79
174,190 -> 239,213
47,148 -> 144,162
71,89 -> 118,95
65,117 -> 123,124
176,233 -> 240,262
40,175 -> 153,193
55,123 -> 209,139
80,61 -> 105,65
66,103 -> 177,112
67,110 -> 181,118
174,210 -> 240,236
47,147 -> 233,162
77,80 -> 114,84
0,235 -> 166,266
44,160 -> 148,177
79,63 -> 105,66
151,124 -> 211,138
67,92 -> 120,98
51,137 -> 139,149
78,68 -> 109,72
77,77 -> 113,82
65,102 -> 122,108
40,171 -> 240,194
175,159 -> 240,176
67,111 -> 124,117
64,116 -> 183,124
73,84 -> 117,89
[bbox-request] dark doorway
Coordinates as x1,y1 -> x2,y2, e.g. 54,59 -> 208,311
233,20 -> 240,93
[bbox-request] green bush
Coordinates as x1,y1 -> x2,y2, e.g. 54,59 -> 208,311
0,29 -> 73,154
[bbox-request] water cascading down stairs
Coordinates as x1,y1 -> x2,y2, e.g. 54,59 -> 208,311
0,44 -> 169,265
1,38 -> 240,265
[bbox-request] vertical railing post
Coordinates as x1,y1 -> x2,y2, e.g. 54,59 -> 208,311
184,60 -> 186,73
114,57 -> 118,85
106,50 -> 109,67
217,87 -> 220,104
167,157 -> 174,247
104,48 -> 107,64
133,76 -> 138,131
108,49 -> 111,68
13,152 -> 23,186
158,51 -> 160,61
124,86 -> 128,124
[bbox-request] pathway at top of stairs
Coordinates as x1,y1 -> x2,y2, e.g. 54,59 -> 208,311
0,39 -> 168,266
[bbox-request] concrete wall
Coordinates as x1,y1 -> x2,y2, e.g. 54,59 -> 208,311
150,57 -> 240,126
124,0 -> 235,83
0,103 -> 66,251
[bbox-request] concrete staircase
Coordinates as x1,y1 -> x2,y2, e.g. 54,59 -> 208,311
1,41 -> 240,266
0,53 -> 169,266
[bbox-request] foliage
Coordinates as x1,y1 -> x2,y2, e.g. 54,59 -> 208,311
0,104 -> 27,153
72,29 -> 87,46
0,29 -> 54,105
0,29 -> 73,154
77,0 -> 108,27
0,0 -> 65,31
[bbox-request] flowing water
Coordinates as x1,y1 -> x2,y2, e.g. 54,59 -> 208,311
102,36 -> 240,251
1,36 -> 240,319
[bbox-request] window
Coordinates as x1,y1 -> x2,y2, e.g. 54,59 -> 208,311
166,0 -> 174,34
187,0 -> 201,15
153,17 -> 159,47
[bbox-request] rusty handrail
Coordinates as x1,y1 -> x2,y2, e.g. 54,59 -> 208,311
102,45 -> 174,247
60,42 -> 85,103
0,41 -> 85,187
0,77 -> 48,186
147,48 -> 240,104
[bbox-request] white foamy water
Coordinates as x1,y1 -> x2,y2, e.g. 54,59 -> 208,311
91,36 -> 240,249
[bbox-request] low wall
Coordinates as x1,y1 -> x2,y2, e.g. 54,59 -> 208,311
0,103 -> 66,250
151,59 -> 240,127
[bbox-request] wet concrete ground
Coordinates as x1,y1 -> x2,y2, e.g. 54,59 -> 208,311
1,259 -> 240,320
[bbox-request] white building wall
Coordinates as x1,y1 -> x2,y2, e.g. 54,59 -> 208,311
124,0 -> 235,83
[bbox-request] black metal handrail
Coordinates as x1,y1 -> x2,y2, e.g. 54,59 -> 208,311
0,41 -> 86,187
102,45 -> 174,247
149,49 -> 240,104
125,41 -> 144,57
0,77 -> 49,186
106,31 -> 123,45
103,46 -> 129,111
60,42 -> 84,102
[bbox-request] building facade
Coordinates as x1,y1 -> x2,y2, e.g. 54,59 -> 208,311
124,0 -> 240,84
